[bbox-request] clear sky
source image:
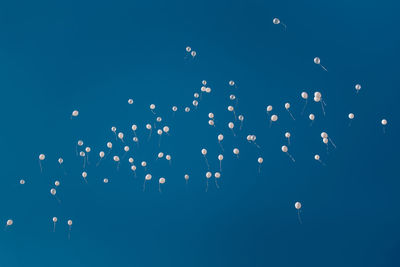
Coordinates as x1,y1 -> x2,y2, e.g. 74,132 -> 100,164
0,0 -> 399,266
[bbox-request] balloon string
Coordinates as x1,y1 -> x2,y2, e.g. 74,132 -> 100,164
297,210 -> 302,224
329,138 -> 337,149
287,153 -> 295,162
215,179 -> 220,189
301,100 -> 307,116
320,101 -> 326,116
288,110 -> 295,120
204,156 -> 210,170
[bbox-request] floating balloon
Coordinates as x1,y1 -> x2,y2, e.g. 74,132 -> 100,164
321,132 -> 336,150
38,154 -> 45,173
96,151 -> 105,167
131,165 -> 137,177
228,122 -> 236,136
67,220 -> 73,240
266,105 -> 273,116
111,127 -> 117,140
272,17 -> 287,29
185,107 -> 190,112
214,172 -> 221,189
113,156 -> 121,170
55,180 -> 60,187
233,148 -> 240,158
201,148 -> 210,169
281,145 -> 295,162
218,154 -> 224,172
348,113 -> 355,126
229,80 -> 235,87
257,157 -> 263,173
6,219 -> 13,227
309,113 -> 315,126
165,154 -> 172,165
205,171 -> 212,192
186,46 -> 191,52
285,132 -> 291,145
313,57 -> 328,71
238,115 -> 244,130
313,91 -> 327,116
82,171 -> 88,183
19,179 -> 25,185
71,110 -> 79,118
301,92 -> 308,115
150,104 -> 156,114
146,124 -> 152,140
314,154 -> 326,166
128,99 -> 133,104
158,177 -> 166,192
50,188 -> 61,203
228,105 -> 237,121
157,129 -> 163,147
184,174 -> 189,184
191,51 -> 196,58
217,134 -> 224,151
143,174 -> 152,191
295,202 -> 302,224
381,119 -> 388,133
355,84 -> 361,94
270,115 -> 278,127
103,178 -> 109,184
117,132 -> 125,143
285,102 -> 295,120
52,217 -> 57,232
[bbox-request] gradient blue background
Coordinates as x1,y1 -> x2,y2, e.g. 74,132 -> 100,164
1,0 -> 399,266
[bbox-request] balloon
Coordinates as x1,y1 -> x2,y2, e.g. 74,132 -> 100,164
52,216 -> 58,232
218,154 -> 224,171
202,149 -> 210,169
159,177 -> 166,184
301,92 -> 308,99
295,202 -> 301,210
172,106 -> 178,112
267,105 -> 273,112
185,107 -> 190,112
233,148 -> 240,158
184,174 -> 189,184
186,46 -> 191,52
281,145 -> 295,162
39,154 -> 45,160
6,219 -> 13,226
285,132 -> 291,145
103,178 -> 109,183
71,110 -> 79,117
271,115 -> 278,122
55,181 -> 60,187
50,188 -> 56,195
348,113 -> 355,119
128,157 -> 134,164
313,57 -> 327,71
208,113 -> 214,119
355,84 -> 361,93
285,102 -> 295,120
68,220 -> 73,226
58,158 -> 63,164
381,119 -> 387,125
191,51 -> 196,57
107,142 -> 113,149
273,18 -> 287,29
128,99 -> 133,104
20,179 -> 25,185
229,80 -> 235,86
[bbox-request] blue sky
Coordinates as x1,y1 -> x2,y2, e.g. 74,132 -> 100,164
0,0 -> 399,266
